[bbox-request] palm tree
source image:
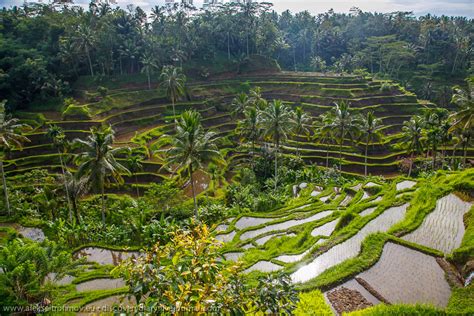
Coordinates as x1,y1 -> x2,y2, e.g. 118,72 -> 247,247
358,111 -> 384,176
140,53 -> 158,90
450,78 -> 473,166
126,152 -> 144,197
64,172 -> 88,223
162,110 -> 222,218
74,126 -> 130,224
160,66 -> 186,122
259,100 -> 295,190
47,125 -> 73,221
0,102 -> 30,216
237,106 -> 261,166
207,162 -> 225,197
291,107 -> 312,156
74,24 -> 95,77
402,116 -> 425,177
450,78 -> 473,133
326,101 -> 358,170
231,92 -> 250,118
314,112 -> 335,168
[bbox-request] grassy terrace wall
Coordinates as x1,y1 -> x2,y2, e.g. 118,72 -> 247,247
10,73 -> 474,191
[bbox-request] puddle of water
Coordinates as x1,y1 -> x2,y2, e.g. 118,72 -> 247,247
235,217 -> 274,230
224,252 -> 244,261
359,207 -> 377,217
320,195 -> 331,203
341,195 -> 353,207
216,231 -> 236,243
255,232 -> 296,245
240,211 -> 332,241
215,224 -> 228,232
46,273 -> 75,286
360,191 -> 370,200
75,248 -> 140,266
291,204 -> 408,283
276,249 -> 311,263
244,261 -> 282,273
0,223 -> 46,242
358,242 -> 451,307
403,194 -> 472,254
242,243 -> 254,250
76,278 -> 126,292
372,196 -> 383,203
396,181 -> 416,191
364,182 -> 379,188
311,220 -> 338,237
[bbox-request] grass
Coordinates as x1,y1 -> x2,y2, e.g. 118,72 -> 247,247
294,289 -> 333,315
345,304 -> 445,315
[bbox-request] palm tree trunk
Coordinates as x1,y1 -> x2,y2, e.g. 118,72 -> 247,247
86,46 -> 94,77
339,126 -> 344,170
101,182 -> 106,224
1,160 -> 10,216
432,145 -> 436,169
189,165 -> 198,219
326,145 -> 329,168
72,198 -> 80,224
135,173 -> 140,197
365,136 -> 369,176
172,97 -> 177,123
274,137 -> 279,191
147,69 -> 151,90
246,32 -> 250,57
251,139 -> 255,168
227,31 -> 231,60
408,152 -> 414,177
58,149 -> 73,222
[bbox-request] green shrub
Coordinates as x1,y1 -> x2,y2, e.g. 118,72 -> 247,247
294,290 -> 332,316
447,286 -> 474,315
380,81 -> 396,92
62,104 -> 91,119
97,86 -> 108,98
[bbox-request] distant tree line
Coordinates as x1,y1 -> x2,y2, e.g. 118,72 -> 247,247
0,1 -> 472,109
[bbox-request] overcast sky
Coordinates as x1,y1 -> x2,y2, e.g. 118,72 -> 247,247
1,0 -> 473,18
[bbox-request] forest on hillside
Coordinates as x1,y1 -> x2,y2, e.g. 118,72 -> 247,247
0,0 -> 472,110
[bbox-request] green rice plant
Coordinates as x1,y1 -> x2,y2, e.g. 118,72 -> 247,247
294,289 -> 332,316
345,304 -> 444,315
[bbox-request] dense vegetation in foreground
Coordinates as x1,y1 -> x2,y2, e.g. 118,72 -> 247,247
0,1 -> 473,315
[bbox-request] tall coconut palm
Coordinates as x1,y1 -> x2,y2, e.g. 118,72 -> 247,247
140,53 -> 158,90
259,100 -> 295,190
64,172 -> 88,224
401,116 -> 425,177
126,152 -> 144,197
358,111 -> 384,176
74,24 -> 95,77
314,112 -> 335,168
237,106 -> 261,166
450,78 -> 473,166
74,126 -> 130,224
0,102 -> 30,216
161,110 -> 222,218
291,107 -> 312,156
231,92 -> 250,118
160,66 -> 186,122
450,78 -> 473,133
326,101 -> 358,170
47,125 -> 73,221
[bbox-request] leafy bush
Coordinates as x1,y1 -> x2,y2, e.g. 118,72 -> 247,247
0,239 -> 75,306
97,86 -> 108,98
199,203 -> 229,225
294,290 -> 332,316
62,104 -> 91,119
114,225 -> 298,314
380,81 -> 396,92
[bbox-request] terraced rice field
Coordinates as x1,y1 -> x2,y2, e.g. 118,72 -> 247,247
403,194 -> 472,254
10,73 -> 474,195
212,174 -> 472,313
291,204 -> 408,283
357,243 -> 452,307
